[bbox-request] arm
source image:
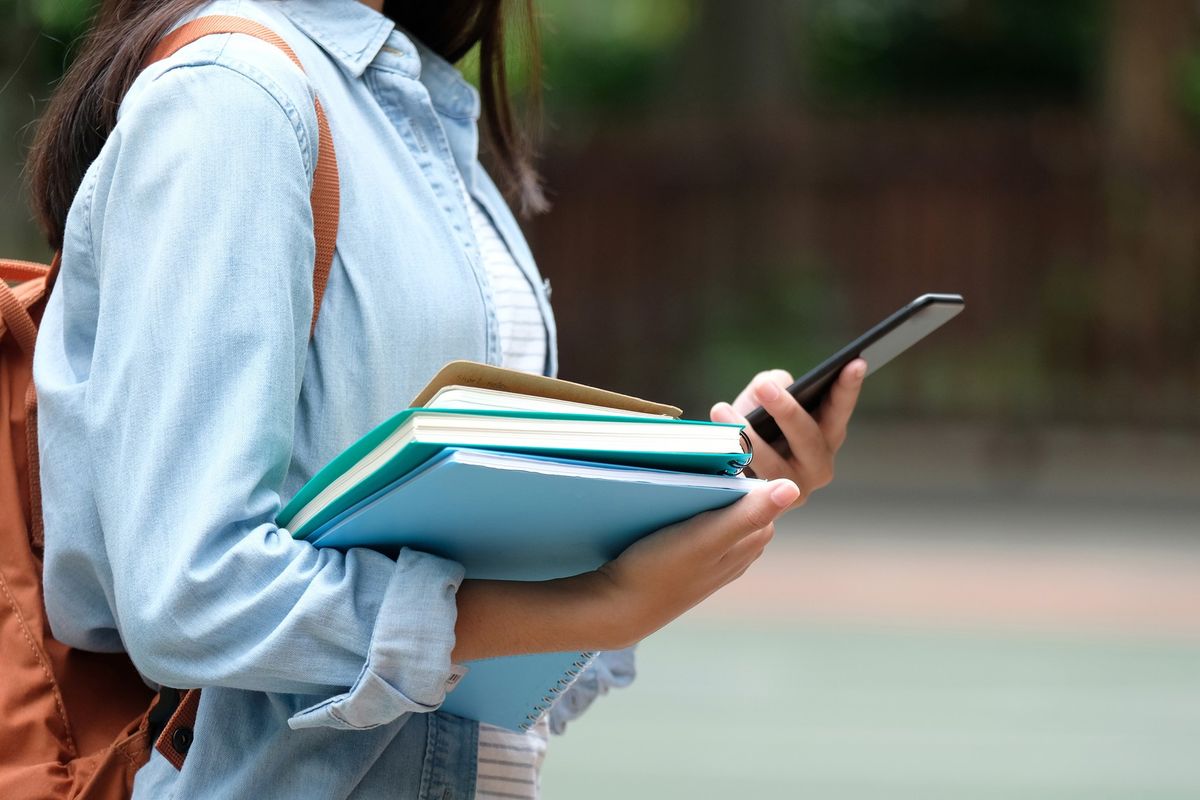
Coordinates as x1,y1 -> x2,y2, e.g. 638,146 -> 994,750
78,57 -> 462,730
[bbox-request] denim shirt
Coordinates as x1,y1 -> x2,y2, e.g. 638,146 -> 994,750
32,0 -> 632,796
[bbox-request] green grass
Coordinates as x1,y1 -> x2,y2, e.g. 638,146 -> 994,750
542,620 -> 1200,799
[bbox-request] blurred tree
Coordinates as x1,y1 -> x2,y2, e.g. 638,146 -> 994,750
536,0 -> 690,122
1,5 -> 47,259
30,0 -> 95,33
1097,0 -> 1200,421
800,0 -> 1103,108
1,0 -> 94,258
672,0 -> 800,114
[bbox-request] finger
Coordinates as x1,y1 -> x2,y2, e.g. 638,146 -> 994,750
730,369 -> 794,417
717,549 -> 764,590
715,402 -> 818,497
712,402 -> 793,485
729,559 -> 755,583
751,375 -> 828,461
724,541 -> 769,584
738,379 -> 835,491
718,523 -> 774,567
815,358 -> 866,451
705,480 -> 796,550
710,400 -> 737,424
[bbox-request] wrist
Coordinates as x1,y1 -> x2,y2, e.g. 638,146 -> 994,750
451,571 -> 638,662
567,568 -> 642,651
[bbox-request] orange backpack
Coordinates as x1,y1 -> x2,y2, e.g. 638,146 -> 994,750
0,16 -> 338,798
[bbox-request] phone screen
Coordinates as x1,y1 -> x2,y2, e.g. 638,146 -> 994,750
744,293 -> 964,449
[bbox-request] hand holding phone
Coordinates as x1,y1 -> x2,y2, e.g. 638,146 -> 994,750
744,293 -> 964,448
711,293 -> 964,501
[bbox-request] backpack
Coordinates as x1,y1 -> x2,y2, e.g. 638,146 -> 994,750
0,16 -> 338,798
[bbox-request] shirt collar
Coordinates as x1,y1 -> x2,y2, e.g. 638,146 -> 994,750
274,0 -> 395,78
408,36 -> 481,121
274,0 -> 480,120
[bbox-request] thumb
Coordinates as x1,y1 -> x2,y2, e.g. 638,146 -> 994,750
714,480 -> 798,547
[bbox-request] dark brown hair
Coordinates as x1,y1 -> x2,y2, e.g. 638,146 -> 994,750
28,0 -> 544,252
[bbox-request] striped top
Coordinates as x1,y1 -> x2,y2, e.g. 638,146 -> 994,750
464,182 -> 548,374
475,716 -> 551,799
460,178 -> 552,799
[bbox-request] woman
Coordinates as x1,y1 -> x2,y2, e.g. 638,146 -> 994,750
28,0 -> 865,797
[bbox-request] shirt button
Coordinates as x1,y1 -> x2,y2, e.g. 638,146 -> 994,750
171,726 -> 194,756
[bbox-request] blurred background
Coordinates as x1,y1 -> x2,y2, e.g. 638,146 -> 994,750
4,0 -> 1199,797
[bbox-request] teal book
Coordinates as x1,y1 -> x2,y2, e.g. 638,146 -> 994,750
305,447 -> 759,731
279,406 -> 752,540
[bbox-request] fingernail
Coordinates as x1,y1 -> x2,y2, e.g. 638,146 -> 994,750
755,381 -> 780,403
852,361 -> 867,381
769,481 -> 800,508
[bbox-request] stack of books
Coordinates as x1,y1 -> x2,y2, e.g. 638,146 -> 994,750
278,361 -> 758,731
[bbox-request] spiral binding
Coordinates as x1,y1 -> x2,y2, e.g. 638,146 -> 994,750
727,429 -> 754,475
518,651 -> 598,730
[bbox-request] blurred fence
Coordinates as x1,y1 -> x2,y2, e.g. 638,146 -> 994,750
528,110 -> 1200,427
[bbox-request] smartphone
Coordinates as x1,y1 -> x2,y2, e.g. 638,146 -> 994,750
745,293 -> 965,449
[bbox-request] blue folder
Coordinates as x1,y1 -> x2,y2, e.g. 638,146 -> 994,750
306,447 -> 757,730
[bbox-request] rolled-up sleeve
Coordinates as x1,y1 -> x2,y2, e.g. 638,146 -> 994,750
69,55 -> 462,729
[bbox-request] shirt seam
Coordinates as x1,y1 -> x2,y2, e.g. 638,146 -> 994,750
88,55 -> 315,295
82,165 -> 103,273
148,54 -> 317,180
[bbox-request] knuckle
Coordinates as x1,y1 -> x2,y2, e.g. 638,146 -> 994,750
743,502 -> 777,531
814,464 -> 834,487
773,398 -> 802,420
742,509 -> 768,532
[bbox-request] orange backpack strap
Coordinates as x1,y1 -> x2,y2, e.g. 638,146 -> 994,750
145,15 -> 339,335
1,256 -> 55,552
0,263 -> 47,356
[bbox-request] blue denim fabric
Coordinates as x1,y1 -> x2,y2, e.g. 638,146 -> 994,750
32,0 -> 632,796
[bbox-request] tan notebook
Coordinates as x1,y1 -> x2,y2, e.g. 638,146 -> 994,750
409,360 -> 683,419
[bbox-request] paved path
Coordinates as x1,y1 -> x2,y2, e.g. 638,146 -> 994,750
541,424 -> 1200,798
703,493 -> 1200,637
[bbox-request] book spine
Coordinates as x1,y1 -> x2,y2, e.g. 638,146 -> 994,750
518,651 -> 598,731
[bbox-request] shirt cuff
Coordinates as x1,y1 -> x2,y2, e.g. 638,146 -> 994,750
289,547 -> 465,730
548,644 -> 638,735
